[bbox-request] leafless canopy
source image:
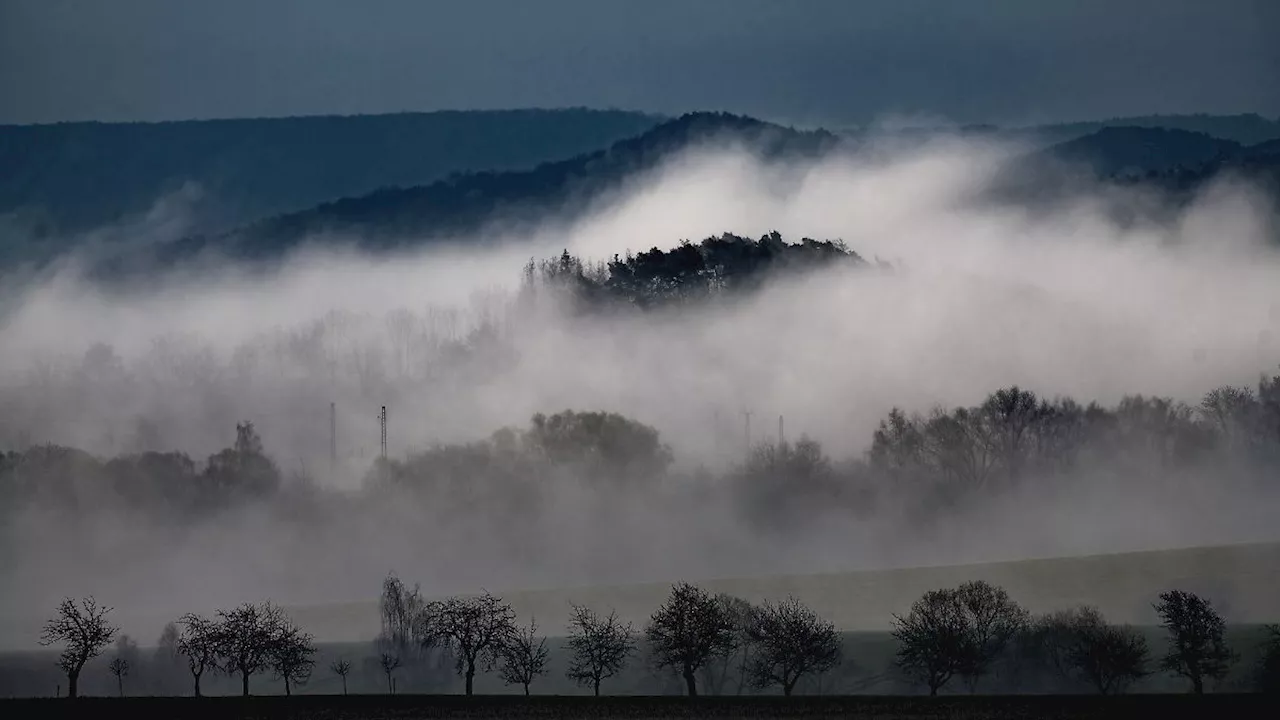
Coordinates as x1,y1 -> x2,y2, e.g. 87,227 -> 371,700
645,582 -> 737,696
1154,589 -> 1236,694
214,601 -> 289,697
499,617 -> 550,695
39,596 -> 118,698
746,596 -> 841,696
416,591 -> 516,696
1033,606 -> 1149,694
330,658 -> 352,695
565,604 -> 635,696
176,613 -> 220,697
892,581 -> 1028,695
379,652 -> 401,694
270,618 -> 317,696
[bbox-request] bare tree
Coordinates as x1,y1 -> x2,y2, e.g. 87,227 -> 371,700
1034,606 -> 1149,694
1256,624 -> 1280,693
176,613 -> 220,697
108,657 -> 129,697
645,582 -> 736,696
500,617 -> 549,695
154,622 -> 183,693
270,620 -> 317,696
330,659 -> 352,695
416,592 -> 516,695
214,601 -> 287,697
894,588 -> 966,695
39,596 -> 118,698
700,594 -> 757,695
746,596 -> 841,696
954,580 -> 1029,691
379,652 -> 401,694
565,605 -> 635,696
1154,590 -> 1236,694
379,572 -> 424,654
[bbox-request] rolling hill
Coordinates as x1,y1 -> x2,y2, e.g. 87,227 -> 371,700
0,108 -> 662,238
281,541 -> 1280,644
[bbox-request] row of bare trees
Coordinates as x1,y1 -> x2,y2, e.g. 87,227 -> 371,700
892,583 -> 1242,696
375,575 -> 841,697
38,583 -> 1277,698
40,597 -> 315,698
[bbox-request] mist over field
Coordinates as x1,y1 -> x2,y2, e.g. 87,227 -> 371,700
2,134 -> 1279,647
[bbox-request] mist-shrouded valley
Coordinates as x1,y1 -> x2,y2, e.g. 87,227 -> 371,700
4,111 -> 1280,645
3,2 -> 1280,710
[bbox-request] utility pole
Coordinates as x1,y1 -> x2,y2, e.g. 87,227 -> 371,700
379,406 -> 387,461
330,401 -> 337,473
778,414 -> 784,448
743,410 -> 753,457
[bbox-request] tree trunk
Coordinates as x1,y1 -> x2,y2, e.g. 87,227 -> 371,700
342,676 -> 348,695
193,670 -> 203,697
117,675 -> 124,697
683,668 -> 698,697
67,671 -> 79,699
284,676 -> 292,696
464,664 -> 475,696
593,678 -> 600,696
242,671 -> 250,697
523,682 -> 530,696
783,678 -> 795,697
929,683 -> 939,697
386,672 -> 392,694
1192,675 -> 1204,694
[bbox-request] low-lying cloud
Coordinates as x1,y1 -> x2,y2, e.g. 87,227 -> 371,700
1,134 -> 1278,646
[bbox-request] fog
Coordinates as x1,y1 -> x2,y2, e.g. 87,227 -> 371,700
1,135 -> 1278,647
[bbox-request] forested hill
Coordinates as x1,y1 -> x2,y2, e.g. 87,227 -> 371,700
97,113 -> 839,274
0,108 -> 662,236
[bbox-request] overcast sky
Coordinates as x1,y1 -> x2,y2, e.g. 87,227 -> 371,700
2,0 -> 1277,126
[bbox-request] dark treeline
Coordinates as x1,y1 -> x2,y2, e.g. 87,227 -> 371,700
27,575 -> 1280,699
7,372 -> 1278,538
521,231 -> 864,310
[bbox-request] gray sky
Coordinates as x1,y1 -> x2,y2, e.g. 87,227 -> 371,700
2,0 -> 1277,126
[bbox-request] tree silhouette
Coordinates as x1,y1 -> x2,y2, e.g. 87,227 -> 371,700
500,618 -> 550,695
39,596 -> 118,698
417,592 -> 515,696
107,657 -> 129,697
330,659 -> 352,695
214,602 -> 287,697
176,613 -> 219,697
954,580 -> 1030,691
1256,625 -> 1280,693
893,581 -> 1028,695
379,652 -> 401,694
565,605 -> 634,696
645,582 -> 737,696
270,620 -> 317,696
203,421 -> 281,498
1034,606 -> 1149,694
1154,590 -> 1235,694
745,596 -> 841,696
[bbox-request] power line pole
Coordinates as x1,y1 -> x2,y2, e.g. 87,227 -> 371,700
330,401 -> 337,473
379,405 -> 387,461
743,410 -> 753,457
778,414 -> 784,448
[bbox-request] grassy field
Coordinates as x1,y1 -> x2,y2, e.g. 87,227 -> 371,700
2,694 -> 1274,720
284,541 -> 1280,642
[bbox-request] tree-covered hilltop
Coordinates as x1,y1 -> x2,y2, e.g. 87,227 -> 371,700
521,232 -> 865,310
